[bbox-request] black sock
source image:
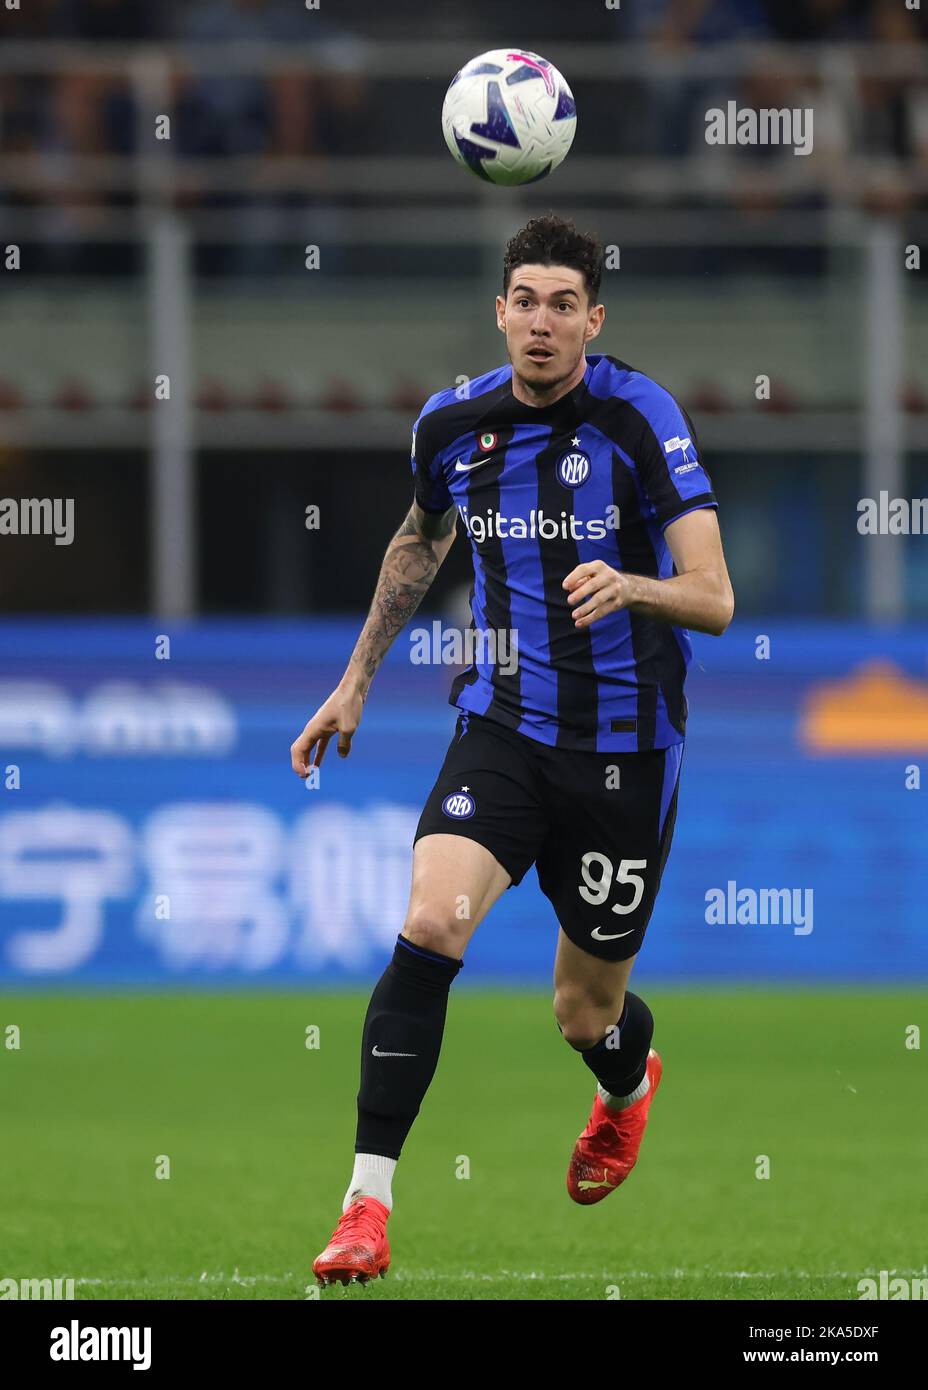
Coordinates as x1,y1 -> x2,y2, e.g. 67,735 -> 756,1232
355,934 -> 463,1160
580,991 -> 654,1097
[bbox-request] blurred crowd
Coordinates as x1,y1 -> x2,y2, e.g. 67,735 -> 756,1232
1,0 -> 927,276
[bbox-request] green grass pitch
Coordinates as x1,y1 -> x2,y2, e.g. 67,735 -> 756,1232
2,989 -> 924,1301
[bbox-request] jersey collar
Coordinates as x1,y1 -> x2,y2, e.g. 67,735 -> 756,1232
506,355 -> 594,421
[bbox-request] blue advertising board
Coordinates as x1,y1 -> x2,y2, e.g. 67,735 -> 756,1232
0,619 -> 924,985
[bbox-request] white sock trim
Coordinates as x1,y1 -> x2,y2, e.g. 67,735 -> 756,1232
342,1153 -> 397,1213
598,1072 -> 650,1111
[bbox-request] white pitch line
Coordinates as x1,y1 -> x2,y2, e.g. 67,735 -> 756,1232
72,1267 -> 927,1289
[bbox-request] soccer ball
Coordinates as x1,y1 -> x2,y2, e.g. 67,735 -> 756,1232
441,49 -> 576,186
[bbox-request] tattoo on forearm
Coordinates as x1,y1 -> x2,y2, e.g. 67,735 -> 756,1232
349,515 -> 449,691
378,538 -> 438,635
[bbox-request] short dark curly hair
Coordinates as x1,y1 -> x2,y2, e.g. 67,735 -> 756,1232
502,214 -> 603,306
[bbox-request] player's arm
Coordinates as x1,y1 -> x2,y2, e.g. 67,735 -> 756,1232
563,507 -> 734,636
344,500 -> 458,698
289,499 -> 457,775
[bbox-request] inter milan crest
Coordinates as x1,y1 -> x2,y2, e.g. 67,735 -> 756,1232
442,786 -> 476,819
477,431 -> 497,452
557,448 -> 590,489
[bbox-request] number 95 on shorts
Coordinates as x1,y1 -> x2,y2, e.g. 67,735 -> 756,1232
414,712 -> 684,962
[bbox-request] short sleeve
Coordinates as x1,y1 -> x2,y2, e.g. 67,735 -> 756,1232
410,404 -> 453,514
634,391 -> 717,531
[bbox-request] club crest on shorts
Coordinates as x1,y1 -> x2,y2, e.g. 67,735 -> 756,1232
557,450 -> 590,488
442,786 -> 475,819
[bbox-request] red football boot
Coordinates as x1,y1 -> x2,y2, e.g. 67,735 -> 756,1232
312,1197 -> 391,1286
567,1048 -> 663,1205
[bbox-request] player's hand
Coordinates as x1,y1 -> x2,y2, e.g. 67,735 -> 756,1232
562,561 -> 634,628
290,681 -> 364,776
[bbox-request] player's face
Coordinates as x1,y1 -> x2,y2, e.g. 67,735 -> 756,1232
496,265 -> 601,393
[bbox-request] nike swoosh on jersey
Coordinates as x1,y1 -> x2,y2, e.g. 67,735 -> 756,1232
590,926 -> 635,940
455,457 -> 493,472
371,1045 -> 418,1057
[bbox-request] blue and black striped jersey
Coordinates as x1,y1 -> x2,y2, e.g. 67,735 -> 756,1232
410,352 -> 717,752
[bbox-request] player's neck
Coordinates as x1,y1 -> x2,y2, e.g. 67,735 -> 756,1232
511,354 -> 588,410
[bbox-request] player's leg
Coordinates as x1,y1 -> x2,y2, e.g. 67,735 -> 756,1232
313,712 -> 545,1283
347,831 -> 510,1211
313,832 -> 510,1285
402,830 -> 513,959
537,741 -> 683,1202
553,930 -> 655,1108
553,929 -> 641,1053
563,998 -> 664,1204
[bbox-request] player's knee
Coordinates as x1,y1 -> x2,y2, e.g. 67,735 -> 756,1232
553,988 -> 620,1051
559,1022 -> 605,1051
402,905 -> 468,960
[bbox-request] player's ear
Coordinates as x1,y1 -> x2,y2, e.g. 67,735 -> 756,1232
585,304 -> 605,341
495,294 -> 506,331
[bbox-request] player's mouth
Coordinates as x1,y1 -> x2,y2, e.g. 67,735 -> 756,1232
526,346 -> 554,361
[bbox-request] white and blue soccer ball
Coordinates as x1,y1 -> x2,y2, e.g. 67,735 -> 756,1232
441,49 -> 577,186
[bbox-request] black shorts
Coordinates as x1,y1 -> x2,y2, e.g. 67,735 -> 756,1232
414,711 -> 683,962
